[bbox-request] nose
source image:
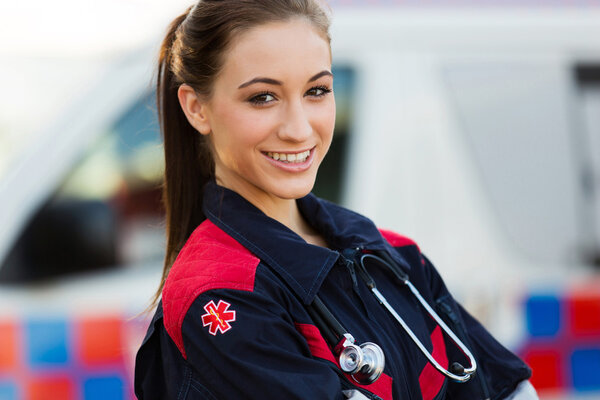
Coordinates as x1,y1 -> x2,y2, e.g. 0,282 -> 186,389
277,99 -> 312,142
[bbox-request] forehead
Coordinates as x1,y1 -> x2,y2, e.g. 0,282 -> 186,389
218,19 -> 331,85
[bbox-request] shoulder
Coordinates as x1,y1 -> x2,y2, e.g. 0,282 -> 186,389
378,228 -> 421,251
378,228 -> 427,270
162,219 -> 260,358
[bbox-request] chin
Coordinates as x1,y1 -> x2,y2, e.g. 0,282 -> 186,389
268,178 -> 315,200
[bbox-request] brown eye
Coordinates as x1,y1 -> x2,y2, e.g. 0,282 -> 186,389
249,92 -> 276,105
306,85 -> 332,97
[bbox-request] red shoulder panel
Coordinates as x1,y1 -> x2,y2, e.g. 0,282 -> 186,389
378,228 -> 420,252
294,322 -> 394,400
162,219 -> 260,359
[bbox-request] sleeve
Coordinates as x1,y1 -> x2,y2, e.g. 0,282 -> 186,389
502,380 -> 539,400
179,287 -> 346,400
420,254 -> 533,400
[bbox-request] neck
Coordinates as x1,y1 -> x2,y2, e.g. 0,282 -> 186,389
215,179 -> 326,247
245,193 -> 308,237
270,199 -> 327,248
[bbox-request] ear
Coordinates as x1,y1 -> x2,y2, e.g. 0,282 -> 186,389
177,84 -> 212,135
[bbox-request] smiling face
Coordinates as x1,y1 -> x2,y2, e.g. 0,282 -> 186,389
181,18 -> 335,209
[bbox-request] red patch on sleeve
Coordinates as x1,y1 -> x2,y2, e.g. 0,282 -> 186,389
162,219 -> 260,359
418,326 -> 448,400
378,228 -> 420,251
201,300 -> 236,336
294,322 -> 394,400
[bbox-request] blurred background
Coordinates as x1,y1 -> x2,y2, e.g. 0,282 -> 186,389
1,0 -> 600,399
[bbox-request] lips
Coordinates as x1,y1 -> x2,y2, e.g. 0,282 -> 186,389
262,148 -> 315,171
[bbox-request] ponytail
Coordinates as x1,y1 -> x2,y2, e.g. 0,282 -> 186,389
150,7 -> 214,309
149,0 -> 331,310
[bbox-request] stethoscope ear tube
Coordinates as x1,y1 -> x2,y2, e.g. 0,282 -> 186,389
361,253 -> 477,383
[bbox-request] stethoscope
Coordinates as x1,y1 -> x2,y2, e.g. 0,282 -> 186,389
308,250 -> 477,385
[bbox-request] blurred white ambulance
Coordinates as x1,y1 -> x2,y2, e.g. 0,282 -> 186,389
1,2 -> 600,399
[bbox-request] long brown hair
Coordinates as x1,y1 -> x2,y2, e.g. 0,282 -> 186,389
152,0 -> 331,308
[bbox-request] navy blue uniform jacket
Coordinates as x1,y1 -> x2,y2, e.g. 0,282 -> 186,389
135,182 -> 531,399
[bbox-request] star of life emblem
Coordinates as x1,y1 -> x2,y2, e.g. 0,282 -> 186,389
201,300 -> 236,335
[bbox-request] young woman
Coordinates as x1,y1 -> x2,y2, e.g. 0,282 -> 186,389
135,1 -> 537,399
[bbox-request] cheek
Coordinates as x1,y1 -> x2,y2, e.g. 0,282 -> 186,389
211,106 -> 273,159
311,101 -> 336,144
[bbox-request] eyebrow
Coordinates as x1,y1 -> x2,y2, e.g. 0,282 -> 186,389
237,70 -> 333,89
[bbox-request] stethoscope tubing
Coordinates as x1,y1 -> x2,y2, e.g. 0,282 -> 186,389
360,253 -> 477,382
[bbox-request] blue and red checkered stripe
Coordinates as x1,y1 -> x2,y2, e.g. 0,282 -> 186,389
519,284 -> 600,395
0,315 -> 144,400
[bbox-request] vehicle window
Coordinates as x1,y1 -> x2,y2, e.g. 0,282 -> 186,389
574,64 -> 600,266
0,65 -> 356,283
313,65 -> 355,203
0,93 -> 164,282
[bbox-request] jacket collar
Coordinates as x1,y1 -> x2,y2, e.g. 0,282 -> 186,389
202,181 -> 408,304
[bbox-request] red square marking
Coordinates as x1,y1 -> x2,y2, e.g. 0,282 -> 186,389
27,376 -> 74,400
77,316 -> 123,366
0,321 -> 17,370
567,293 -> 600,337
523,348 -> 563,390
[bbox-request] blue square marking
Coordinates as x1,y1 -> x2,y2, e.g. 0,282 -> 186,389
571,348 -> 600,391
26,319 -> 69,367
83,375 -> 124,400
0,381 -> 18,400
525,295 -> 561,337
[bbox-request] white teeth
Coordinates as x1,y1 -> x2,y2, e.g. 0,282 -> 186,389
266,150 -> 311,163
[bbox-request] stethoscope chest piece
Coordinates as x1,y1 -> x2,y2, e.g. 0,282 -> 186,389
335,333 -> 385,385
353,342 -> 385,385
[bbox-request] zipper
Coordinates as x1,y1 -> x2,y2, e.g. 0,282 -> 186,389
337,248 -> 389,400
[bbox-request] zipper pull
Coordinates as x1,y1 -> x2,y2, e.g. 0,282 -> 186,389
345,258 -> 359,291
339,249 -> 360,291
